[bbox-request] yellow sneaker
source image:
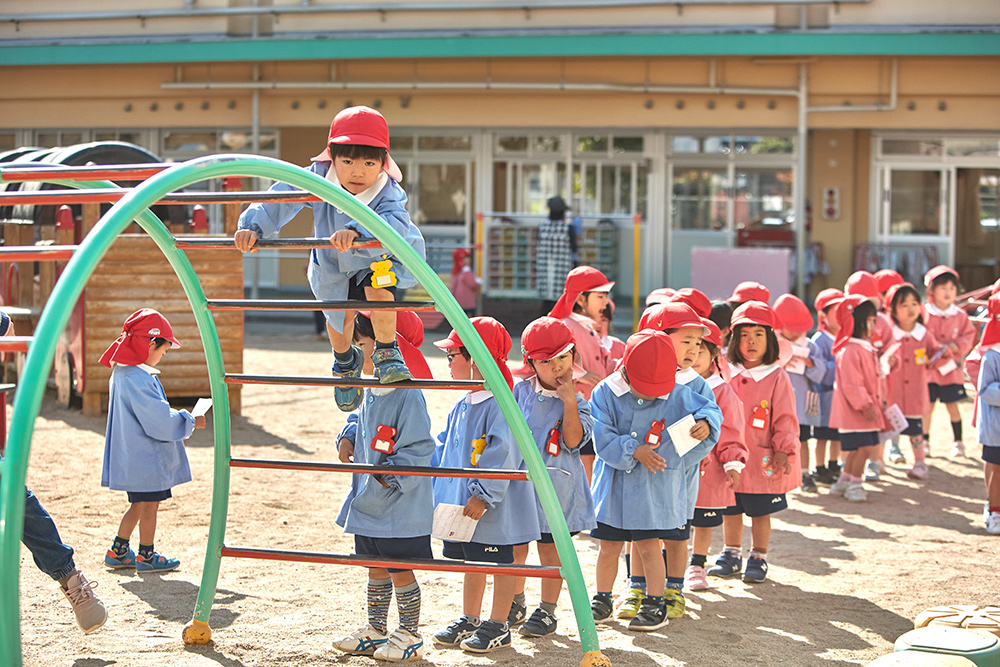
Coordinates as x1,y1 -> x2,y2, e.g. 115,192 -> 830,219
663,588 -> 686,619
615,588 -> 645,619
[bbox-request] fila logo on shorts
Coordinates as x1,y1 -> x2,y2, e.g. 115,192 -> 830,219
771,497 -> 782,504
485,546 -> 499,552
703,511 -> 717,517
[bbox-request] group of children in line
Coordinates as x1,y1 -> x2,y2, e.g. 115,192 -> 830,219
46,105 -> 995,660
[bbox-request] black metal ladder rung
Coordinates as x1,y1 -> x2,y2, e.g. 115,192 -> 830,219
224,373 -> 485,390
206,299 -> 436,312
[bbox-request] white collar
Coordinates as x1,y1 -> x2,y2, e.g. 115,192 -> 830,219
568,312 -> 597,331
529,375 -> 561,398
706,373 -> 725,389
849,338 -> 876,352
325,165 -> 388,207
370,385 -> 397,397
989,344 -> 1000,354
731,362 -> 781,381
467,389 -> 493,405
675,367 -> 699,385
925,302 -> 960,317
891,323 -> 927,341
606,369 -> 672,399
137,363 -> 160,375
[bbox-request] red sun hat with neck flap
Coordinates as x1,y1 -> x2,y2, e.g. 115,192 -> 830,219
645,287 -> 676,307
622,330 -> 678,397
701,317 -> 723,347
547,266 -> 615,320
669,287 -> 712,318
521,317 -> 576,363
874,269 -> 904,294
814,287 -> 845,314
845,270 -> 880,301
311,106 -> 403,182
832,294 -> 870,353
730,300 -> 777,329
638,301 -> 710,335
772,293 -> 814,333
99,309 -> 180,368
728,281 -> 770,305
981,294 -> 1000,347
432,316 -> 514,390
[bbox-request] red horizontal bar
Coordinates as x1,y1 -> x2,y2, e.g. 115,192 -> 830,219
0,189 -> 323,206
229,457 -> 529,480
0,163 -> 171,182
175,237 -> 383,250
0,337 -> 32,352
220,546 -> 563,579
225,373 -> 484,391
0,246 -> 77,262
206,299 -> 436,312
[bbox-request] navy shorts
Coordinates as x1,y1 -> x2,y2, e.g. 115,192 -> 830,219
928,382 -> 967,405
902,417 -> 924,437
839,431 -> 880,452
813,426 -> 840,442
692,508 -> 725,528
538,531 -> 580,544
722,492 -> 788,518
347,271 -> 398,299
590,521 -> 689,542
355,534 -> 432,573
799,424 -> 813,442
442,540 -> 515,564
579,438 -> 595,456
127,489 -> 171,503
983,446 -> 1000,466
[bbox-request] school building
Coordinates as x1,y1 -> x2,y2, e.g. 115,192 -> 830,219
1,1 -> 998,306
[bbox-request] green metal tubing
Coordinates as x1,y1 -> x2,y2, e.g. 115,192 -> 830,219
0,175 -> 231,667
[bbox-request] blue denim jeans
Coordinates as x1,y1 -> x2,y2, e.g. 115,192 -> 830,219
22,488 -> 76,581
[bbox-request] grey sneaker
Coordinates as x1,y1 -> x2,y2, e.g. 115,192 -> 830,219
460,620 -> 511,653
332,345 -> 363,411
371,346 -> 413,384
519,607 -> 557,637
61,571 -> 107,634
829,475 -> 851,496
800,472 -> 818,493
433,615 -> 481,646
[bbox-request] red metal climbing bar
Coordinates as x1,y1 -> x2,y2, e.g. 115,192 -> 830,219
0,189 -> 323,206
175,237 -> 383,250
0,163 -> 171,182
0,337 -> 32,353
0,246 -> 77,262
207,299 -> 436,312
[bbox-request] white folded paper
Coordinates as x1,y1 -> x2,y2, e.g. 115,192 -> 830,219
785,344 -> 810,375
878,403 -> 908,442
879,341 -> 902,376
431,503 -> 481,543
191,398 -> 212,418
667,414 -> 699,457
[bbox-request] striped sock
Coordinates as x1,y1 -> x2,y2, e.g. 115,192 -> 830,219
395,581 -> 421,635
367,577 -> 393,635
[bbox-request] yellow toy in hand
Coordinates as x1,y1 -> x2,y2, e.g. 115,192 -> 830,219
470,435 -> 488,466
370,255 -> 397,289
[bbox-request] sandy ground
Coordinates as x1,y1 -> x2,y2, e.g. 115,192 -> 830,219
14,326 -> 1000,667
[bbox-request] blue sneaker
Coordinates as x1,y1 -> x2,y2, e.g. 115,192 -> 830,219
743,555 -> 769,584
104,548 -> 136,569
460,620 -> 511,653
433,615 -> 481,646
371,346 -> 413,384
136,552 -> 180,573
707,551 -> 742,578
332,345 -> 363,411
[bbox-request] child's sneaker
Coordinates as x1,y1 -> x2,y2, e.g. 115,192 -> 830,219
104,548 -> 136,569
907,461 -> 929,480
460,619 -> 511,653
986,511 -> 1000,535
707,550 -> 742,578
519,607 -> 558,637
373,628 -> 424,661
887,442 -> 906,464
844,483 -> 868,502
371,346 -> 413,384
591,594 -> 613,623
800,471 -> 818,493
61,571 -> 107,634
742,555 -> 768,584
332,346 -> 364,411
333,624 -> 389,655
685,564 -> 709,591
952,441 -> 967,458
864,460 -> 881,482
433,615 -> 480,646
628,598 -> 668,632
663,589 -> 686,619
506,600 -> 527,627
135,552 -> 180,573
615,588 -> 644,619
829,475 -> 851,496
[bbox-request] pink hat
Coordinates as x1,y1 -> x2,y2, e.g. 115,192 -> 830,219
521,317 -> 576,362
832,294 -> 869,354
638,301 -> 710,336
845,270 -> 880,302
884,282 -> 917,312
645,287 -> 676,307
99,309 -> 180,368
981,295 -> 1000,347
772,294 -> 814,332
730,301 -> 777,329
874,269 -> 904,294
547,266 -> 615,320
669,288 -> 712,318
924,264 -> 959,288
728,281 -> 770,305
622,330 -> 677,397
311,106 -> 403,182
814,288 -> 845,313
433,316 -> 513,390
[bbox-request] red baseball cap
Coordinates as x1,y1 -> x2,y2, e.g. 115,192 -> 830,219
547,266 -> 615,320
645,287 -> 676,307
521,317 -> 576,362
99,309 -> 180,368
873,269 -> 904,294
638,301 -> 710,336
728,281 -> 770,305
433,316 -> 513,390
701,317 -> 723,347
924,264 -> 959,288
844,270 -> 879,300
981,294 -> 1000,347
730,300 -> 777,329
669,287 -> 712,318
814,288 -> 845,313
311,106 -> 403,182
772,294 -> 814,333
622,330 -> 678,397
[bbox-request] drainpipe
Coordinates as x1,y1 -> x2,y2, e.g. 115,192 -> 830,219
796,63 -> 808,298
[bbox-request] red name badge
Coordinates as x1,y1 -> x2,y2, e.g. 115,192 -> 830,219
370,424 -> 397,454
750,401 -> 770,430
645,420 -> 666,446
546,428 -> 561,456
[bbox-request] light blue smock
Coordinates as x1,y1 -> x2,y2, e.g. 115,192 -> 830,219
101,364 -> 194,492
433,391 -> 541,546
810,329 -> 838,428
238,162 -> 426,333
589,371 -> 721,531
512,378 -> 597,535
786,337 -> 828,428
335,387 -> 435,538
977,347 -> 1000,451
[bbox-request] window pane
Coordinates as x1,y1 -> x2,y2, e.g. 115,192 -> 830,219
613,137 -> 643,154
62,133 -> 83,146
882,139 -> 943,156
497,136 -> 528,153
36,132 -> 59,148
733,169 -> 794,231
890,170 -> 941,235
523,163 -> 565,214
0,134 -> 14,152
742,136 -> 793,154
577,136 -> 608,153
220,131 -> 250,151
417,136 -> 471,151
600,165 -> 616,213
417,164 -> 467,225
947,139 -> 1000,158
164,131 -> 217,152
532,136 -> 561,153
94,132 -> 117,142
672,136 -> 726,154
672,169 -> 728,230
119,132 -> 142,146
391,136 -> 414,151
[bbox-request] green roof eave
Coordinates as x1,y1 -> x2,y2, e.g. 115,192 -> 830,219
2,31 -> 999,66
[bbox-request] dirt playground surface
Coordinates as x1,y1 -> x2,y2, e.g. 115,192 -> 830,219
15,328 -> 1000,666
